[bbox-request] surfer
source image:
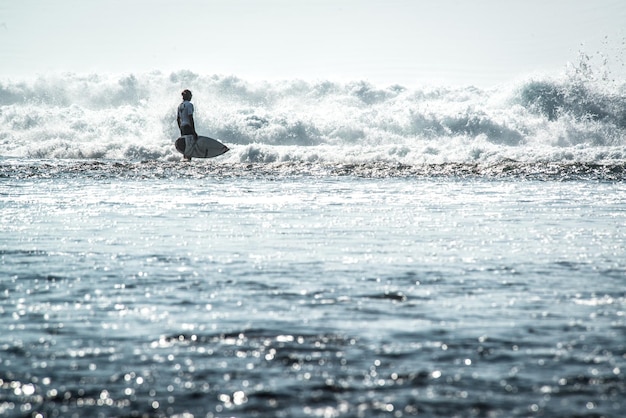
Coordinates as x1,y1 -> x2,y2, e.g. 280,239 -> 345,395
177,89 -> 198,161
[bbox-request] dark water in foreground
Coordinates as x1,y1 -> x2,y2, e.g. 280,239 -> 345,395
1,161 -> 625,417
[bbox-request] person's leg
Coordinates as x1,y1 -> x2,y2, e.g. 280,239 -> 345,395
181,126 -> 193,161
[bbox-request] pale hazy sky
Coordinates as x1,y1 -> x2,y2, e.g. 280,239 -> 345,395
1,0 -> 625,86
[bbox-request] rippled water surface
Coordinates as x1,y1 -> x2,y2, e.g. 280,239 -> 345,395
1,162 -> 625,417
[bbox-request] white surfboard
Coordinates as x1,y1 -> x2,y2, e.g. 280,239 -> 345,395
175,135 -> 229,158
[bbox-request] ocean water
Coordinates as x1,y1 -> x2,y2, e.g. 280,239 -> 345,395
1,65 -> 626,418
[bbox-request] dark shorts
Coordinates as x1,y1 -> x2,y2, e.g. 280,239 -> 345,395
180,125 -> 194,135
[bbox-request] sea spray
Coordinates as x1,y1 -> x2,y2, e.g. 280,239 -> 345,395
1,67 -> 625,163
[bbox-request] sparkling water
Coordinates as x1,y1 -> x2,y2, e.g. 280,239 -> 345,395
1,160 -> 624,417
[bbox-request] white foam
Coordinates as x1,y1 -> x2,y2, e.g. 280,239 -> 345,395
1,68 -> 625,164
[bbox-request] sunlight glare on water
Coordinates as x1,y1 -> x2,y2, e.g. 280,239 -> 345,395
1,168 -> 624,417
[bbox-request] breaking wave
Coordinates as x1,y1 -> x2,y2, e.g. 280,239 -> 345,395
1,58 -> 625,165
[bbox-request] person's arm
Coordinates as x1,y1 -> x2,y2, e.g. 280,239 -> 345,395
189,114 -> 198,139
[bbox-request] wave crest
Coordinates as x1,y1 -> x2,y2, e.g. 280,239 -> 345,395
1,68 -> 625,163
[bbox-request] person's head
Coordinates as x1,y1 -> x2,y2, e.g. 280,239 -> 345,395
181,89 -> 192,101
